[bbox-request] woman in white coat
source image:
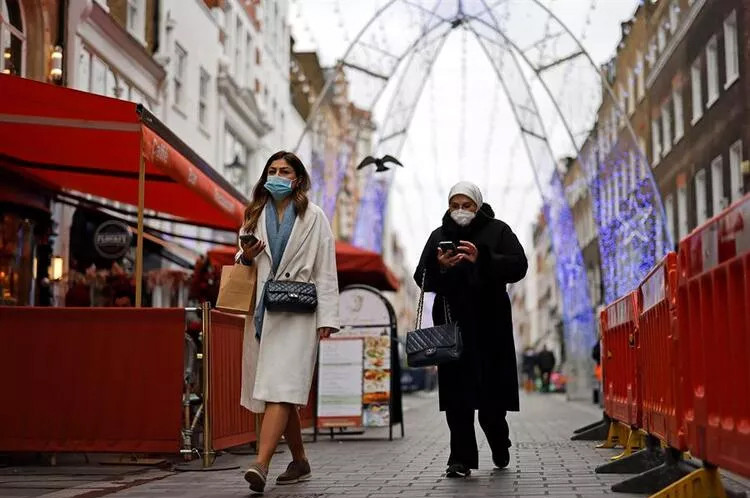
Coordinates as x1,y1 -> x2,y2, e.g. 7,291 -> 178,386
237,151 -> 339,493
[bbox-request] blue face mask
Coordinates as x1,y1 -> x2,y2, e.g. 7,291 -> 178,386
264,175 -> 294,200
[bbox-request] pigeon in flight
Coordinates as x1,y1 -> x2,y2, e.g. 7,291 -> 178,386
356,155 -> 404,173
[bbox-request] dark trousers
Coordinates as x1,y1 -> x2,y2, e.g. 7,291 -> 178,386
446,408 -> 510,469
541,369 -> 552,392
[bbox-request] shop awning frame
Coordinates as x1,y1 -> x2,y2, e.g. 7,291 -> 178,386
0,75 -> 248,305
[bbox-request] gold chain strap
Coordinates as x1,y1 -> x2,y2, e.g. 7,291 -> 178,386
415,270 -> 426,330
414,269 -> 452,329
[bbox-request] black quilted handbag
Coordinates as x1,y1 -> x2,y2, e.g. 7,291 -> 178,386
264,280 -> 318,313
406,270 -> 462,367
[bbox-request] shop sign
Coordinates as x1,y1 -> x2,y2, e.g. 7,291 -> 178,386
94,221 -> 132,259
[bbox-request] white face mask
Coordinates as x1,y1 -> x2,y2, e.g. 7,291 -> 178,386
450,209 -> 476,227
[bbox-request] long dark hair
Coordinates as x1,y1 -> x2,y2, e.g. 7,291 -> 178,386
242,151 -> 311,233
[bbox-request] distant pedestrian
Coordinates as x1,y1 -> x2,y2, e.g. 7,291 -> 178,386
592,335 -> 602,404
522,347 -> 537,392
414,181 -> 528,478
237,151 -> 339,494
537,345 -> 556,392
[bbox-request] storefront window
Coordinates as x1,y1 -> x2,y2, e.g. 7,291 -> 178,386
1,0 -> 25,76
0,213 -> 35,305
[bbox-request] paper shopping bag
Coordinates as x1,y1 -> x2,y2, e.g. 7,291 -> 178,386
216,264 -> 257,315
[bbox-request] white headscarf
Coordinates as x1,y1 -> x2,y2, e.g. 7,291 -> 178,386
449,181 -> 483,207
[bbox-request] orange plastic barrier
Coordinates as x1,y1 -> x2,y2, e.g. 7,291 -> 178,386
0,307 -> 184,453
638,252 -> 688,451
601,291 -> 641,427
678,194 -> 750,477
209,310 -> 257,451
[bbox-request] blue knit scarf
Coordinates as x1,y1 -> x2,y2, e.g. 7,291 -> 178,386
253,201 -> 296,339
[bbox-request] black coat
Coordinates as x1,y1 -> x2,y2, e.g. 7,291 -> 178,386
414,204 -> 528,412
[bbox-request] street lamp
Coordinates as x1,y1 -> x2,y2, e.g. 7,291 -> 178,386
225,154 -> 246,189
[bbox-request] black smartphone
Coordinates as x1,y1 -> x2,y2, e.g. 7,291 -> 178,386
239,234 -> 259,246
438,241 -> 457,254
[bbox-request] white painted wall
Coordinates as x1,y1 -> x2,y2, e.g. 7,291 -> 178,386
158,0 -> 220,167
256,0 -> 299,158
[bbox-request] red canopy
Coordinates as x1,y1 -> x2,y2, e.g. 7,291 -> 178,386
0,75 -> 245,230
207,241 -> 400,292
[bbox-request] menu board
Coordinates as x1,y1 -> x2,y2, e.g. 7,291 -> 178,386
363,336 -> 391,427
321,286 -> 403,439
317,338 -> 364,428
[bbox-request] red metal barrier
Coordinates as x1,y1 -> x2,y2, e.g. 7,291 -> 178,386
678,194 -> 750,477
209,310 -> 256,451
0,307 -> 184,453
638,252 -> 688,451
601,291 -> 641,427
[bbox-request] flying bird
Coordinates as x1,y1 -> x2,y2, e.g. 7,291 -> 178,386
356,155 -> 404,173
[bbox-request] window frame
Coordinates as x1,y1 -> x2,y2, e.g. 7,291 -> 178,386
730,139 -> 744,202
691,57 -> 703,124
677,181 -> 689,239
652,116 -> 662,166
673,85 -> 684,143
658,19 -> 667,53
711,155 -> 724,216
173,43 -> 187,108
723,10 -> 739,89
662,101 -> 672,156
694,169 -> 708,226
0,0 -> 26,76
235,18 -> 243,83
198,68 -> 210,128
706,35 -> 720,108
669,0 -> 680,34
665,194 -> 675,244
636,51 -> 645,101
126,0 -> 147,45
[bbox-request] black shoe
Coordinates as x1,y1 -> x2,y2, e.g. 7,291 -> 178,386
446,463 -> 471,478
492,447 -> 510,469
244,463 -> 267,493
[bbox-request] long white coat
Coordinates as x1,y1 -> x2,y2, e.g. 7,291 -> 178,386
237,201 -> 339,413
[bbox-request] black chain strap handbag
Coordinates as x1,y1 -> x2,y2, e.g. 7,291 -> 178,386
264,279 -> 318,313
405,270 -> 462,367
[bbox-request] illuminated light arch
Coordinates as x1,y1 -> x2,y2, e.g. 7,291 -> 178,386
294,0 -> 671,398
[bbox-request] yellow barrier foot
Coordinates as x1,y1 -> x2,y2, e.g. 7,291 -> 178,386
597,422 -> 630,449
597,435 -> 664,474
612,448 -> 692,495
610,429 -> 646,461
648,466 -> 727,498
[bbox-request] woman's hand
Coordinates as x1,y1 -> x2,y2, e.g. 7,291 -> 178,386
241,239 -> 266,261
318,327 -> 336,339
458,240 -> 479,264
437,248 -> 462,270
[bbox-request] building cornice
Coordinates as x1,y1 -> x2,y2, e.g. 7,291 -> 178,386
217,68 -> 272,137
76,2 -> 166,98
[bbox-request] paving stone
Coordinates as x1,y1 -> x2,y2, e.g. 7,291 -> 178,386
4,392 -> 750,497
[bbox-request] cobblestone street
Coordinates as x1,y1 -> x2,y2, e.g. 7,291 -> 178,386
5,391 -> 749,498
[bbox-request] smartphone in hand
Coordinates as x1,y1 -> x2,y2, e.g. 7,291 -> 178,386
239,234 -> 259,246
438,241 -> 457,254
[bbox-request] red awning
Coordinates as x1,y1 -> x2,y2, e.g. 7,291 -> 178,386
333,241 -> 400,291
0,75 -> 245,230
207,241 -> 400,292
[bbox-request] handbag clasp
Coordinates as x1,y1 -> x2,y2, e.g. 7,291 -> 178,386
425,347 -> 437,356
289,293 -> 299,299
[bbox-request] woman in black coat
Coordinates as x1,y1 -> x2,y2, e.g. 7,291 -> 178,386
414,181 -> 527,477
